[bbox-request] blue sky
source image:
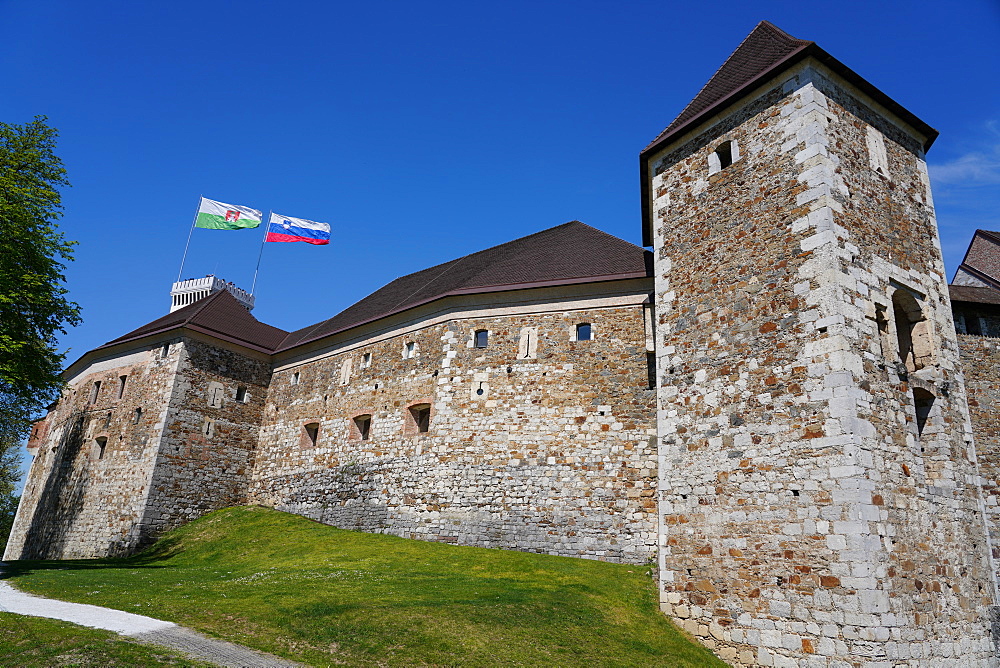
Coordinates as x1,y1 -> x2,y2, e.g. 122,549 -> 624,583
4,0 -> 999,490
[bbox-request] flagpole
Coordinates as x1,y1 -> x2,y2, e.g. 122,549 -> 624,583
250,210 -> 271,295
176,195 -> 202,283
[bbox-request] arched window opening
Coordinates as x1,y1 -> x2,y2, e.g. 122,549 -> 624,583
912,388 -> 935,436
892,290 -> 933,372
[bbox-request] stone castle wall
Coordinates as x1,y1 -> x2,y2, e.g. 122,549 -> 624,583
958,325 -> 1000,586
138,336 -> 272,539
5,346 -> 178,559
4,336 -> 273,560
647,61 -> 996,666
249,301 -> 659,563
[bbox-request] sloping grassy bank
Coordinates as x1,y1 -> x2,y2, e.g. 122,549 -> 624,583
5,506 -> 724,667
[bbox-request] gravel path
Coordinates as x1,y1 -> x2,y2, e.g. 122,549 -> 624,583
0,569 -> 301,667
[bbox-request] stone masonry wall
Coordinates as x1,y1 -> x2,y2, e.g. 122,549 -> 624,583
138,336 -> 271,539
249,303 -> 658,564
5,345 -> 179,559
958,330 -> 1000,587
648,61 -> 996,666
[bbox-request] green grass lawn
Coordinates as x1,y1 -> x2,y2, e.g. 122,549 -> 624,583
0,612 -> 213,667
4,506 -> 725,667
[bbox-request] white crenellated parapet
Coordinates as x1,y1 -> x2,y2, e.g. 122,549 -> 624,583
170,276 -> 255,312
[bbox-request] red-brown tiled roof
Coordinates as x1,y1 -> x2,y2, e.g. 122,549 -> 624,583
277,221 -> 651,351
101,290 -> 288,353
949,285 -> 1000,306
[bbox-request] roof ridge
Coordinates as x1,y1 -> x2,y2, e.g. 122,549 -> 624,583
184,289 -> 231,324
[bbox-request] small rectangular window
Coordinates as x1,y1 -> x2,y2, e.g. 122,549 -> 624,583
89,381 -> 101,404
404,342 -> 416,359
116,375 -> 128,399
96,436 -> 107,460
576,323 -> 592,341
291,371 -> 301,385
235,386 -> 247,402
409,404 -> 431,433
709,140 -> 738,174
474,330 -> 489,348
715,141 -> 733,169
361,352 -> 372,368
134,407 -> 142,424
160,343 -> 170,359
913,388 -> 935,436
304,422 -> 320,447
354,414 -> 372,441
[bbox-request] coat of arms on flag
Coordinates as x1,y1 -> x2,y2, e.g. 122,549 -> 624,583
195,197 -> 262,230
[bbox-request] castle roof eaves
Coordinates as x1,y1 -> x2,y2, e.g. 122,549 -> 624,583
275,269 -> 652,353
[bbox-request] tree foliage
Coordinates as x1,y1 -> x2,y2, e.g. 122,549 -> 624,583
0,116 -> 80,441
0,437 -> 18,553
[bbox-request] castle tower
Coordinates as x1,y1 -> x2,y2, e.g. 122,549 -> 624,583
4,290 -> 283,560
643,22 -> 998,666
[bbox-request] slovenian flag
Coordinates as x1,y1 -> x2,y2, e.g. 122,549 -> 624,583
194,197 -> 262,230
265,213 -> 331,245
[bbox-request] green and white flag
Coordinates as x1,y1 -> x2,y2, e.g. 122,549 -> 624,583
194,197 -> 262,230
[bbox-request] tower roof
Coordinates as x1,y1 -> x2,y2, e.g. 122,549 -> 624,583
277,221 -> 651,351
639,20 -> 939,246
100,289 -> 288,354
648,21 -> 810,149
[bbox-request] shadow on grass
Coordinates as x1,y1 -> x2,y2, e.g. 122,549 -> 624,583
1,534 -> 187,579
